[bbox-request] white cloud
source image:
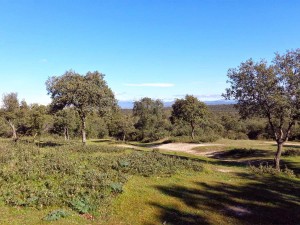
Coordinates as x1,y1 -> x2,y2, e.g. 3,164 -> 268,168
124,83 -> 174,87
173,94 -> 222,100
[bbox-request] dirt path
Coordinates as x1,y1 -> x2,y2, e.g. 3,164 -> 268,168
264,141 -> 300,146
153,143 -> 223,156
116,142 -> 224,156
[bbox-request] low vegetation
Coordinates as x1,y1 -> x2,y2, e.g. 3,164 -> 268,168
0,139 -> 202,220
0,138 -> 298,224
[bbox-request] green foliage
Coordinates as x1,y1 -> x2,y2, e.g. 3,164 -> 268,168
43,209 -> 69,221
0,93 -> 24,140
26,104 -> 52,138
0,141 -> 203,215
69,198 -> 94,214
133,98 -> 170,141
171,95 -> 207,140
109,108 -> 136,141
51,108 -> 80,139
0,117 -> 11,137
69,143 -> 125,153
110,182 -> 123,193
46,70 -> 116,144
224,49 -> 300,168
249,163 -> 296,178
86,114 -> 109,138
115,151 -> 203,177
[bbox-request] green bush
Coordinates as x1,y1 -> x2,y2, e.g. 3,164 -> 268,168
0,141 -> 203,215
115,151 -> 203,177
43,209 -> 69,221
249,163 -> 296,178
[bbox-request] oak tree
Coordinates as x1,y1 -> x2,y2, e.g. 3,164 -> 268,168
133,98 -> 169,141
224,49 -> 300,169
46,70 -> 116,144
171,95 -> 207,140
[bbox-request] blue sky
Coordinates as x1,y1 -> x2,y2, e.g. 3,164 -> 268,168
0,0 -> 300,105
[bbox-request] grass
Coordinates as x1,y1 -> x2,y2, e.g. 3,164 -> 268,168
0,138 -> 299,224
111,167 -> 300,225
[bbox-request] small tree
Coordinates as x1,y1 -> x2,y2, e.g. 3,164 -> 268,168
223,49 -> 300,170
46,70 -> 116,144
0,93 -> 21,141
171,95 -> 207,140
26,104 -> 53,142
52,108 -> 79,140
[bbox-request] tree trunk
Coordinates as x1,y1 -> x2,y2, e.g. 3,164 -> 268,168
66,127 -> 70,141
8,120 -> 17,141
33,132 -> 38,144
64,126 -> 70,141
64,127 -> 67,141
274,141 -> 284,170
81,117 -> 87,145
122,133 -> 126,142
191,122 -> 195,140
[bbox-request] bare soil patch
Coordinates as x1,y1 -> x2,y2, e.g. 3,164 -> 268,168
264,141 -> 300,146
153,143 -> 224,156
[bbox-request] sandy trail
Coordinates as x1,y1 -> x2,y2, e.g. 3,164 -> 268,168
116,142 -> 224,156
153,143 -> 223,156
263,141 -> 300,146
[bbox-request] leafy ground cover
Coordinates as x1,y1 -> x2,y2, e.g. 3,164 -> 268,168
0,138 -> 299,224
0,138 -> 202,224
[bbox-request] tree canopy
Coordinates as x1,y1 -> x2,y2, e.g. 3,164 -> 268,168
133,97 -> 170,141
0,93 -> 23,140
224,49 -> 300,169
171,95 -> 207,140
46,70 -> 116,144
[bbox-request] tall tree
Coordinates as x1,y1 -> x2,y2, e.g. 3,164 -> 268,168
133,98 -> 169,141
223,49 -> 300,170
0,93 -> 21,141
46,70 -> 116,144
109,108 -> 135,141
171,95 -> 207,140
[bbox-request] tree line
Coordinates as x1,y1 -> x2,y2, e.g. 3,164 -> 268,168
1,49 -> 300,169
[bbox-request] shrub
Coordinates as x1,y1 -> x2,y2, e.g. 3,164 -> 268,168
115,151 -> 203,177
0,141 -> 203,216
249,163 -> 296,178
110,182 -> 123,193
43,209 -> 69,221
282,149 -> 300,157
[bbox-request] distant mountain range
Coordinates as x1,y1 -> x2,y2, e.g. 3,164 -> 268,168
117,100 -> 236,109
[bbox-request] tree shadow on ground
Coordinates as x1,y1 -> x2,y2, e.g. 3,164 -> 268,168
144,203 -> 210,225
211,148 -> 272,160
35,141 -> 63,148
151,174 -> 300,225
281,159 -> 300,177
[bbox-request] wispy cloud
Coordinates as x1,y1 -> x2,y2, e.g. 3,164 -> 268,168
173,94 -> 222,99
124,83 -> 174,87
